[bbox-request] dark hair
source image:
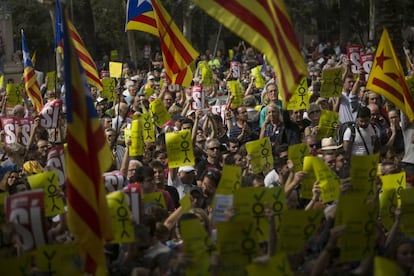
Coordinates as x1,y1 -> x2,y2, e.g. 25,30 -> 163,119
133,166 -> 154,182
200,169 -> 221,187
149,160 -> 165,169
357,106 -> 371,119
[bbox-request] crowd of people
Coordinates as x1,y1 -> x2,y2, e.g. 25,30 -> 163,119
0,38 -> 414,275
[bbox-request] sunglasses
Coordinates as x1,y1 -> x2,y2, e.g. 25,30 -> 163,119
208,146 -> 220,151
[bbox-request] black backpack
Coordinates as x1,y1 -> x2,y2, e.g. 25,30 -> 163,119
336,122 -> 356,145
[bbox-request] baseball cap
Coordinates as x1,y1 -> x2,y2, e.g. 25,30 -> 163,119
148,75 -> 155,81
178,166 -> 196,173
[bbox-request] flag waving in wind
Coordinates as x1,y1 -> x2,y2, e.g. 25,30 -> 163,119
61,6 -> 113,275
126,0 -> 198,87
367,28 -> 414,121
21,30 -> 43,112
192,0 -> 307,102
55,0 -> 102,91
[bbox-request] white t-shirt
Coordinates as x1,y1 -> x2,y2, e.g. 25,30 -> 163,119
343,124 -> 378,155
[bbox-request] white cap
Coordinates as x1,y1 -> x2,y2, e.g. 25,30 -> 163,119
178,166 -> 196,173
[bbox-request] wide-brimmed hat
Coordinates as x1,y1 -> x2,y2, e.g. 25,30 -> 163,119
321,137 -> 342,151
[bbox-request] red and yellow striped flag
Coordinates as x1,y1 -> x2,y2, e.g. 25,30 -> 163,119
62,8 -> 113,275
367,28 -> 414,121
67,18 -> 103,91
21,30 -> 43,112
192,0 -> 307,102
126,0 -> 198,87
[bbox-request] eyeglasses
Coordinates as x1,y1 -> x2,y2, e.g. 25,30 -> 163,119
309,143 -> 319,148
208,146 -> 220,151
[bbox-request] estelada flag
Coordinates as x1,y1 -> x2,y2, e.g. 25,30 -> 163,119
366,28 -> 414,121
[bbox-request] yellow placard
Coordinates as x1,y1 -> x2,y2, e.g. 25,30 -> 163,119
0,252 -> 32,275
0,74 -> 4,89
141,113 -> 155,142
312,157 -> 340,203
300,156 -> 318,199
288,143 -> 309,172
165,130 -> 195,168
27,171 -> 65,217
6,83 -> 23,107
246,253 -> 293,276
144,84 -> 154,98
380,172 -> 406,205
374,256 -> 404,276
233,187 -> 286,241
228,49 -> 234,61
227,80 -> 244,109
109,61 -> 122,78
335,192 -> 377,262
251,66 -> 265,88
286,77 -> 309,111
110,49 -> 119,61
101,78 -> 116,102
181,219 -> 214,276
379,172 -> 406,229
129,119 -> 144,156
216,220 -> 259,276
277,209 -> 323,254
400,188 -> 414,237
350,154 -> 380,198
34,243 -> 83,275
318,110 -> 339,139
107,191 -> 135,243
245,137 -> 273,174
201,66 -> 213,87
149,98 -> 171,127
320,67 -> 344,97
46,71 -> 56,92
179,193 -> 192,213
216,165 -> 242,194
142,191 -> 167,209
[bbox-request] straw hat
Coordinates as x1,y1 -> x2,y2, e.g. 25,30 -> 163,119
321,137 -> 342,151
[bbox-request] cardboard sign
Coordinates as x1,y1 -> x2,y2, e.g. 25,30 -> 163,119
288,143 -> 309,172
101,78 -> 116,102
245,137 -> 273,174
103,171 -> 126,193
286,77 -> 309,111
46,145 -> 66,186
347,44 -> 364,74
1,117 -> 34,146
191,85 -> 204,110
230,61 -> 241,79
6,83 -> 23,107
165,130 -> 195,168
149,98 -> 171,127
320,67 -> 344,97
5,190 -> 47,252
141,113 -> 155,143
109,62 -> 122,78
318,110 -> 339,139
40,99 -> 63,129
107,191 -> 135,243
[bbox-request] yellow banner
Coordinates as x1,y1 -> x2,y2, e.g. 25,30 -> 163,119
101,78 -> 116,102
141,113 -> 155,143
34,243 -> 83,275
300,156 -> 318,199
374,256 -> 404,276
165,129 -> 195,168
320,67 -> 344,97
109,61 -> 122,78
46,71 -> 56,92
400,188 -> 414,237
27,171 -> 65,217
251,66 -> 265,88
106,191 -> 135,243
245,137 -> 273,174
129,119 -> 144,156
142,191 -> 167,209
246,253 -> 293,276
286,77 -> 309,111
288,143 -> 309,172
227,80 -> 244,109
277,209 -> 323,254
317,110 -> 339,139
233,187 -> 286,241
312,157 -> 340,203
181,219 -> 214,276
6,83 -> 23,107
350,154 -> 380,199
216,220 -> 259,276
335,192 -> 377,262
150,98 -> 171,127
201,66 -> 213,87
216,165 -> 242,194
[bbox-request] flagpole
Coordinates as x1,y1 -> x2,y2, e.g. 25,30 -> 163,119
213,23 -> 223,59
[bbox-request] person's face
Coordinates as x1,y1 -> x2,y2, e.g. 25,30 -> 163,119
343,77 -> 354,92
201,176 -> 216,197
291,110 -> 304,123
153,167 -> 165,186
181,123 -> 192,131
179,170 -> 196,184
7,172 -> 18,186
236,107 -> 248,121
324,154 -> 337,170
206,141 -> 220,158
357,116 -> 370,129
267,84 -> 278,102
267,106 -> 279,121
228,142 -> 239,153
127,162 -> 140,179
396,243 -> 414,270
369,107 -> 380,123
37,141 -> 49,157
154,153 -> 167,164
233,153 -> 244,167
196,130 -> 206,143
163,95 -> 173,108
190,192 -> 206,209
308,109 -> 321,122
336,154 -> 346,171
103,118 -> 112,129
368,93 -> 380,105
105,130 -> 116,144
141,175 -> 155,194
306,138 -> 320,155
388,110 -> 400,125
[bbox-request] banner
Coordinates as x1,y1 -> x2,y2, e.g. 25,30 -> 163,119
245,137 -> 273,174
165,129 -> 195,168
46,144 -> 66,186
320,67 -> 344,97
1,117 -> 34,146
149,98 -> 171,127
101,78 -> 116,102
107,191 -> 135,243
286,77 -> 309,111
40,99 -> 63,129
6,83 -> 23,107
287,143 -> 309,172
103,170 -> 126,193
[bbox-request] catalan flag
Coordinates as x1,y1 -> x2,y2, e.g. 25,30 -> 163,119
62,7 -> 113,275
192,0 -> 307,102
126,0 -> 198,87
55,0 -> 63,55
21,30 -> 43,113
367,28 -> 414,121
